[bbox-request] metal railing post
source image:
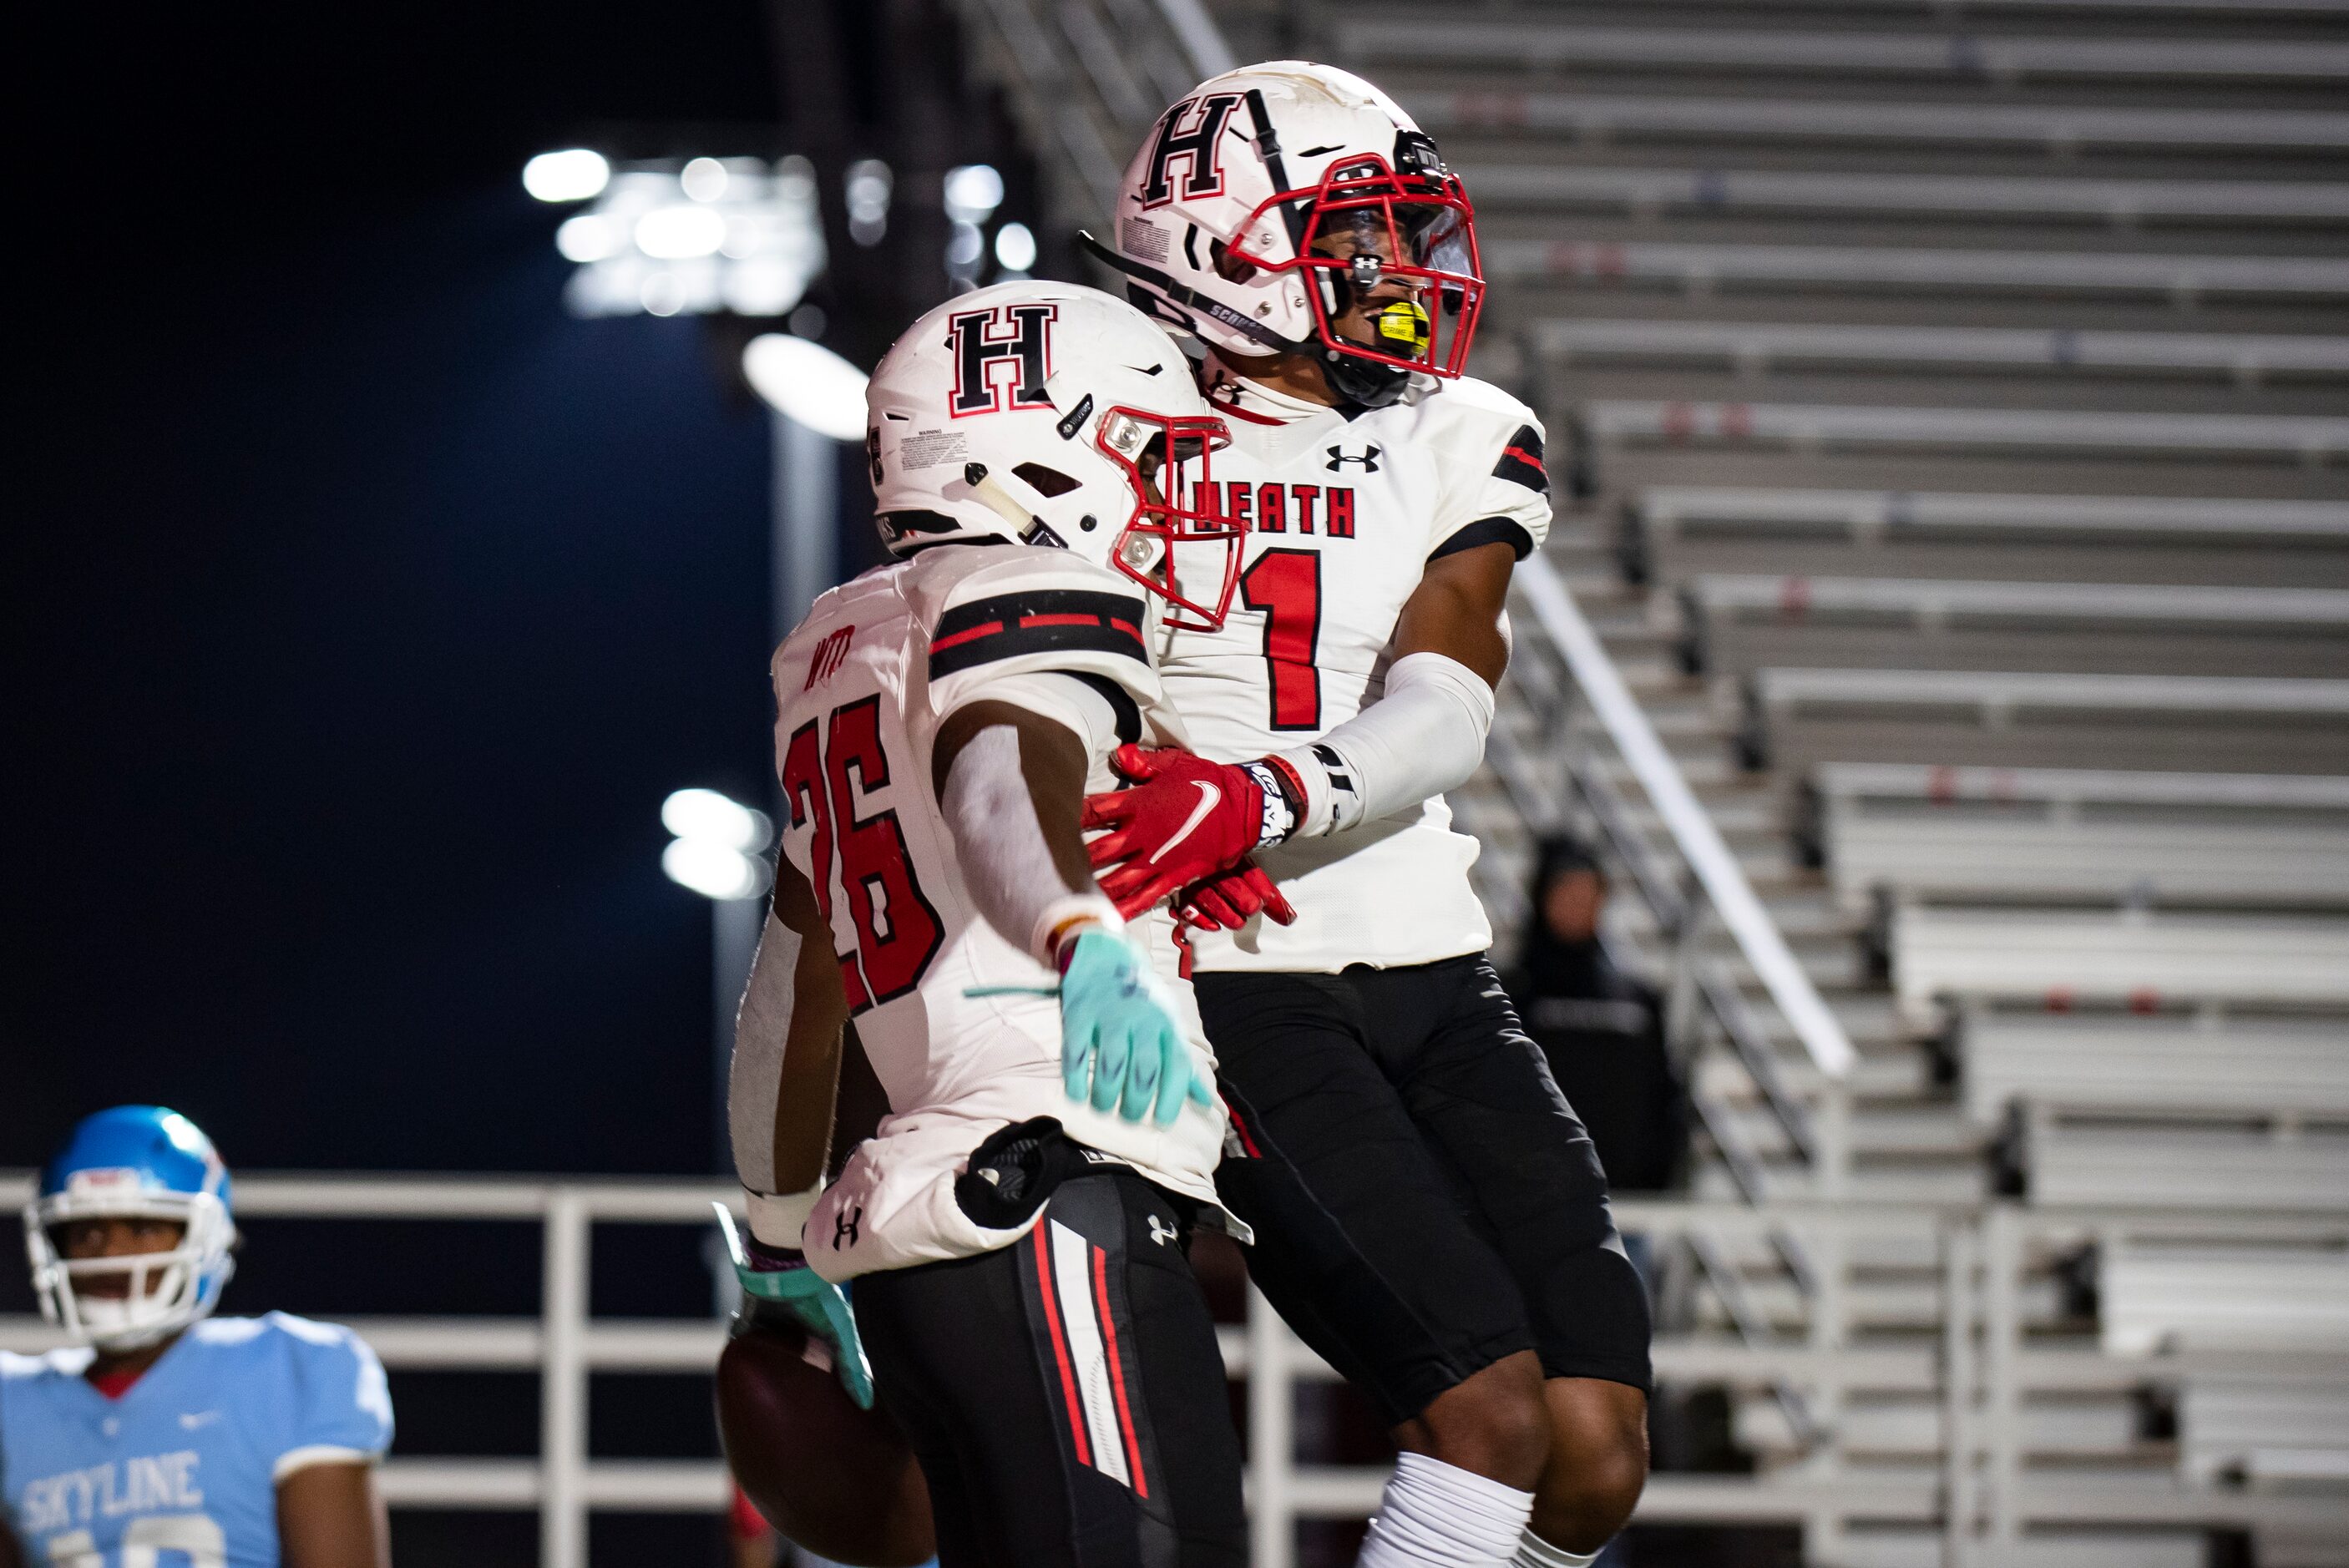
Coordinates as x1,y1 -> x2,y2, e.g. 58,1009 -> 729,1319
1983,1205 -> 2025,1552
541,1188 -> 590,1568
1248,1283 -> 1295,1568
1940,1217 -> 1978,1568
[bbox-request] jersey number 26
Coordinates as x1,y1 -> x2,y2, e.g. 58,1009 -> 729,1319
782,695 -> 945,1012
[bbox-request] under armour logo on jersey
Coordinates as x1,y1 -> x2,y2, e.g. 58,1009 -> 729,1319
947,302 -> 1056,417
832,1204 -> 863,1249
1325,444 -> 1382,473
1138,94 -> 1243,207
1147,1214 -> 1180,1247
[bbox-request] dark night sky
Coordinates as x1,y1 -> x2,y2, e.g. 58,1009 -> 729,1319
14,3 -> 799,1175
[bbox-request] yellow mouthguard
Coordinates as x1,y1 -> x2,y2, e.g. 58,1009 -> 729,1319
1372,300 -> 1432,354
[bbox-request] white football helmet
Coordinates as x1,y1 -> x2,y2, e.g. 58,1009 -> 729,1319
1091,61 -> 1484,408
865,281 -> 1243,630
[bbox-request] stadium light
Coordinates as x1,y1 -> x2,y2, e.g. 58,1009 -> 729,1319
523,149 -> 610,204
635,205 -> 727,260
661,789 -> 774,902
995,221 -> 1037,274
943,164 -> 1004,224
742,333 -> 869,443
543,154 -> 823,321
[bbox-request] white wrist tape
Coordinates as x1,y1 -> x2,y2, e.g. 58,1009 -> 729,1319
1032,893 -> 1122,967
943,725 -> 1103,965
745,1184 -> 824,1252
1270,651 -> 1494,836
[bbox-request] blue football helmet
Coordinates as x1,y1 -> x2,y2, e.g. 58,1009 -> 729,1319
25,1105 -> 237,1350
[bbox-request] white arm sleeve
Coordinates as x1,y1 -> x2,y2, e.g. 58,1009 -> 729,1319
1269,650 -> 1496,836
728,913 -> 828,1247
941,725 -> 1120,965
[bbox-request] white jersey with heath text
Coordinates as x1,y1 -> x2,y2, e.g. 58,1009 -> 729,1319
772,544 -> 1225,1282
1162,365 -> 1552,973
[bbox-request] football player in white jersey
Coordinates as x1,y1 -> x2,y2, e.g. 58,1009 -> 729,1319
715,282 -> 1259,1566
1078,63 -> 1651,1568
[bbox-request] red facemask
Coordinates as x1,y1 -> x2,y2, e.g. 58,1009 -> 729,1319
1096,407 -> 1243,633
1228,152 -> 1485,381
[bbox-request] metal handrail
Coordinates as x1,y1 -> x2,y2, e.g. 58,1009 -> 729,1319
8,1176 -> 2339,1566
1514,554 -> 1859,1084
954,0 -> 1231,240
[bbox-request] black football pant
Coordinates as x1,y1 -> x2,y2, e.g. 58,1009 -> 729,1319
853,1170 -> 1247,1568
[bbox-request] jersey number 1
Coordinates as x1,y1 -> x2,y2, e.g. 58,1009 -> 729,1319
1242,549 -> 1322,731
782,695 -> 945,1012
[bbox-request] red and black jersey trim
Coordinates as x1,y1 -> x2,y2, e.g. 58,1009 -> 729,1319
1491,425 -> 1547,495
1430,515 -> 1537,562
930,589 -> 1151,678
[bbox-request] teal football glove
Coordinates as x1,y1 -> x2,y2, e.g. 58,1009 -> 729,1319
712,1203 -> 874,1410
1057,928 -> 1218,1126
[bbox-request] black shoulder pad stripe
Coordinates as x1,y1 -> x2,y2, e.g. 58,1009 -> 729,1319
930,589 -> 1151,679
1491,423 -> 1547,495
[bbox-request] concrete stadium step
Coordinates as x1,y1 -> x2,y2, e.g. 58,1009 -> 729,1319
1487,238 -> 2349,307
1822,1529 -> 2203,1568
1532,316 -> 2349,382
1694,1044 -> 1936,1102
1573,398 -> 2349,462
1336,18 -> 2349,83
1405,89 -> 2349,156
1694,1160 -> 1993,1203
1735,1390 -> 2153,1460
1727,1103 -> 1986,1160
1457,161 -> 2349,227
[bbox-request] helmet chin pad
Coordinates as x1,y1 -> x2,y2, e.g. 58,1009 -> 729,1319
1319,341 -> 1412,409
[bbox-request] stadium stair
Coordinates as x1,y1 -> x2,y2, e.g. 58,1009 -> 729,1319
1279,0 -> 2349,1557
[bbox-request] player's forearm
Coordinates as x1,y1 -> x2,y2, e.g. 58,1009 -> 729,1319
935,702 -> 1119,964
276,1462 -> 391,1568
731,864 -> 848,1246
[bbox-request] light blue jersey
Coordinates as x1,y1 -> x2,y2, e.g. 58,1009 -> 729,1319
1,1313 -> 392,1568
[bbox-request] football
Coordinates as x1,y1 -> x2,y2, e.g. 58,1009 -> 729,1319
715,1320 -> 936,1567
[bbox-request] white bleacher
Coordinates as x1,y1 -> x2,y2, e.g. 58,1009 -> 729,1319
1339,21 -> 2349,81
1805,763 -> 2349,913
1697,0 -> 2349,13
2022,1111 -> 2349,1211
1958,1007 -> 2349,1125
1683,574 -> 2349,679
2180,1372 -> 2349,1486
1536,320 -> 2349,382
1693,577 -> 2349,632
1415,93 -> 2349,154
1487,242 -> 2349,306
1582,402 -> 2349,462
1635,489 -> 2349,547
1887,903 -> 2349,1019
1299,0 -> 2349,1552
2101,1241 -> 2349,1354
1746,668 -> 2349,779
1461,164 -> 2349,226
1750,666 -> 2349,720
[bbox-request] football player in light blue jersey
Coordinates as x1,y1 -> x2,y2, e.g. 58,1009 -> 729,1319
1,1107 -> 393,1568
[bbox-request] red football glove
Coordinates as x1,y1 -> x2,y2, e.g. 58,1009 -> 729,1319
1176,859 -> 1299,932
1081,745 -> 1274,920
